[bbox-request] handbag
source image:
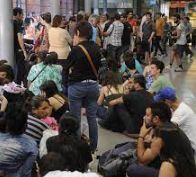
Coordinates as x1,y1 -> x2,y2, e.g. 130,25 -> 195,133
34,26 -> 45,52
78,44 -> 98,79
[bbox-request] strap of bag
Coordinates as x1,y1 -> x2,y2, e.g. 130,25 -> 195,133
78,44 -> 98,79
31,65 -> 47,83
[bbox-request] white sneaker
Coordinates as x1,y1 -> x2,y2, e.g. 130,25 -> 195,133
174,67 -> 183,72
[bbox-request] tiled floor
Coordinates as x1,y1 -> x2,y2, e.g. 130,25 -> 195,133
87,53 -> 196,171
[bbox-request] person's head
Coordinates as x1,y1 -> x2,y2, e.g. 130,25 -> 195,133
88,14 -> 99,27
150,60 -> 165,76
133,74 -> 146,90
156,12 -> 162,19
0,64 -> 15,85
28,51 -> 47,65
100,14 -> 107,23
43,52 -> 58,65
183,16 -> 190,24
52,15 -> 62,27
144,102 -> 172,128
13,7 -> 24,21
145,12 -> 152,21
40,80 -> 59,98
102,70 -> 122,88
127,11 -> 133,19
154,87 -> 177,108
74,21 -> 93,41
6,103 -> 28,135
114,13 -> 121,21
59,112 -> 79,136
123,51 -> 135,70
153,122 -> 196,177
30,96 -> 51,119
120,14 -> 127,23
77,14 -> 84,23
39,152 -> 66,176
41,12 -> 51,24
173,14 -> 180,24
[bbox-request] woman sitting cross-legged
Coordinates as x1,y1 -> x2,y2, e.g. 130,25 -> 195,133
97,70 -> 130,132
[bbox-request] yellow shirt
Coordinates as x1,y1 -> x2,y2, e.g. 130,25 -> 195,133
155,18 -> 165,37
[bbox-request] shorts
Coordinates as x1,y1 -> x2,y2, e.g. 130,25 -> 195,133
141,40 -> 150,52
176,44 -> 186,58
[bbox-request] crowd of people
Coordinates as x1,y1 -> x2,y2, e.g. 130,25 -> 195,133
0,6 -> 195,177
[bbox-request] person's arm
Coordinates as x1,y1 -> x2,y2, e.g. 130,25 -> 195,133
0,95 -> 8,112
97,87 -> 106,106
20,143 -> 38,177
65,30 -> 73,45
18,33 -> 27,59
158,161 -> 176,177
102,24 -> 113,37
148,22 -> 155,43
137,122 -> 159,164
109,97 -> 123,106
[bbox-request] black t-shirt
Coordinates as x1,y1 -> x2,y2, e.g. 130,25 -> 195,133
122,22 -> 133,46
65,41 -> 102,84
13,19 -> 24,52
123,89 -> 153,132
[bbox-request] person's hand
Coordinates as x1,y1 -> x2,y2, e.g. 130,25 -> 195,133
148,38 -> 152,43
23,50 -> 28,60
139,121 -> 152,138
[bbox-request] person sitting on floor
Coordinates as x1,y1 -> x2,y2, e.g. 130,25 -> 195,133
38,152 -> 102,177
40,80 -> 69,122
0,104 -> 38,177
154,87 -> 196,161
109,75 -> 153,133
46,112 -> 92,172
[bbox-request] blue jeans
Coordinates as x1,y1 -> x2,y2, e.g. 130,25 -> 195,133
68,81 -> 99,152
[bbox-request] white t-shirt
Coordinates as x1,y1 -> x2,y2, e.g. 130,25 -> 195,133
44,170 -> 100,177
171,102 -> 196,157
176,23 -> 187,45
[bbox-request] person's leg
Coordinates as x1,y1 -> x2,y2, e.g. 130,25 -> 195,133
127,164 -> 159,177
156,36 -> 164,55
68,83 -> 84,137
15,51 -> 26,85
85,82 -> 99,152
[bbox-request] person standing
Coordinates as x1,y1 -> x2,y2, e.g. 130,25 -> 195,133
13,7 -> 27,86
141,12 -> 155,64
65,21 -> 102,153
154,13 -> 165,56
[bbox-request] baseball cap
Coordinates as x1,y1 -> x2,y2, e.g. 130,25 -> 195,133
154,87 -> 176,102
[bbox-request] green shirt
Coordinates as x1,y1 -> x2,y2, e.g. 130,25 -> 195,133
149,75 -> 174,93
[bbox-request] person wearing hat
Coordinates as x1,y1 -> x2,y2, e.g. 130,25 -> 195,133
154,87 -> 196,161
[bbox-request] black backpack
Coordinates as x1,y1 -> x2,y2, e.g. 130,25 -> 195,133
97,142 -> 137,177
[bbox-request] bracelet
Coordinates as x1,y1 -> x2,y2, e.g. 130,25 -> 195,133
138,136 -> 144,140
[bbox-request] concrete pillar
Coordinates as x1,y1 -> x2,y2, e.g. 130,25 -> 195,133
93,0 -> 99,15
0,0 -> 14,66
103,0 -> 107,14
73,0 -> 78,15
85,0 -> 91,14
50,0 -> 61,18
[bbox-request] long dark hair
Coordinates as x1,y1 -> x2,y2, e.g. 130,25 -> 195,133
154,123 -> 196,177
102,70 -> 123,90
40,80 -> 68,102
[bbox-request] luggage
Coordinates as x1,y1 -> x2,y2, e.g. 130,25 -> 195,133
97,142 -> 137,177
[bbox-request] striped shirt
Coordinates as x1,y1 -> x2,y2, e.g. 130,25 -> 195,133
25,115 -> 49,143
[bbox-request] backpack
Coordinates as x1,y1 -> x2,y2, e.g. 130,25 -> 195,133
97,142 -> 137,177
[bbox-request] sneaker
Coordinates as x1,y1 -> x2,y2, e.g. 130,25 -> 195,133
174,67 -> 183,72
165,64 -> 172,71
